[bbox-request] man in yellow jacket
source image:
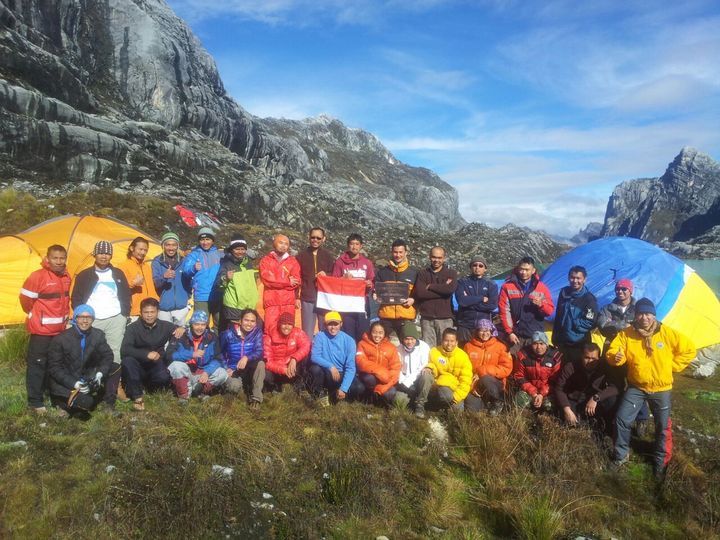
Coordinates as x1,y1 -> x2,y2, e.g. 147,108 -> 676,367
427,328 -> 473,411
607,298 -> 695,478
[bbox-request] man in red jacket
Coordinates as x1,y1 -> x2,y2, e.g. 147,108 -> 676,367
263,312 -> 311,391
259,234 -> 301,335
19,244 -> 72,413
512,331 -> 562,411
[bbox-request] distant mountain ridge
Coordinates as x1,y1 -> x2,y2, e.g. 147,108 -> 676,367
600,148 -> 720,257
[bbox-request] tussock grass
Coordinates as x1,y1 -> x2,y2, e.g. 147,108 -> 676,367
0,327 -> 29,369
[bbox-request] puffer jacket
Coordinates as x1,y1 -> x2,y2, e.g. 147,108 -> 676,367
216,253 -> 258,310
263,325 -> 311,375
47,326 -> 114,397
607,322 -> 695,393
119,257 -> 159,316
167,329 -> 223,375
152,253 -> 191,311
428,346 -> 473,402
463,336 -> 513,388
498,273 -> 554,338
376,260 -> 418,320
182,245 -> 222,302
220,324 -> 264,370
513,346 -> 562,397
259,251 -> 300,307
20,260 -> 72,336
355,333 -> 402,395
597,298 -> 636,342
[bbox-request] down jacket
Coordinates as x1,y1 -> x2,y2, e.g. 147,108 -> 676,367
220,324 -> 264,371
167,329 -> 223,375
181,245 -> 222,302
463,336 -> 513,389
512,346 -> 563,397
20,260 -> 72,336
259,252 -> 301,308
263,326 -> 311,375
355,333 -> 402,395
498,273 -> 554,339
427,346 -> 473,403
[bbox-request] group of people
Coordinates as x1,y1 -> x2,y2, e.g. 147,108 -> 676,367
19,226 -> 696,477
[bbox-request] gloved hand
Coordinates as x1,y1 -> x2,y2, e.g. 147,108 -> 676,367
74,380 -> 90,394
94,372 -> 103,386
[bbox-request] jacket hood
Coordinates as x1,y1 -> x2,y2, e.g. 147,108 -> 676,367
468,336 -> 498,349
388,259 -> 409,273
42,258 -> 68,275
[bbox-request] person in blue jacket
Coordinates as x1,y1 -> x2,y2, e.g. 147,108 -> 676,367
182,227 -> 222,327
552,265 -> 598,365
152,232 -> 192,325
455,255 -> 498,346
220,309 -> 265,408
167,311 -> 227,403
309,311 -> 362,406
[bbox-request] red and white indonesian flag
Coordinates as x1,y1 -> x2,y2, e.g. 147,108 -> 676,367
316,275 -> 367,313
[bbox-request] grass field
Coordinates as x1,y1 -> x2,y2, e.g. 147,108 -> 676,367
0,328 -> 718,539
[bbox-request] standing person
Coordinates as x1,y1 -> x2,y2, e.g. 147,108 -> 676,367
463,319 -> 513,415
394,322 -> 433,418
552,265 -> 598,364
296,227 -> 334,337
259,234 -> 301,335
512,332 -> 562,412
355,321 -> 402,405
374,239 -> 418,340
263,312 -> 311,392
455,255 -> 498,347
19,244 -> 72,413
182,227 -> 222,327
216,236 -> 257,327
167,311 -> 228,404
119,236 -> 158,322
597,279 -> 636,347
309,312 -> 362,406
498,256 -> 554,355
152,232 -> 191,326
220,309 -> 265,407
607,298 -> 696,478
120,298 -> 183,411
47,305 -> 114,418
414,246 -> 458,347
427,328 -> 473,411
71,240 -> 131,408
331,234 -> 375,342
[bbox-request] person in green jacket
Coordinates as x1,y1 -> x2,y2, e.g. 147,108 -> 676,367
216,236 -> 258,329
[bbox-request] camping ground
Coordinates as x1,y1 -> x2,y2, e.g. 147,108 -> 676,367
0,327 -> 718,539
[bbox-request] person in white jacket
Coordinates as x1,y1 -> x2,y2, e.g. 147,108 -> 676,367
394,321 -> 433,418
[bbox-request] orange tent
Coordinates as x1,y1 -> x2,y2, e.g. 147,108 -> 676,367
0,215 -> 161,327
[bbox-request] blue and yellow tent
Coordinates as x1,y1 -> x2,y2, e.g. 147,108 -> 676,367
541,237 -> 720,349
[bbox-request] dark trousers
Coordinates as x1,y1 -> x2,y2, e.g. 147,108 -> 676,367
121,356 -> 171,400
308,364 -> 363,400
104,362 -> 122,405
379,318 -> 411,341
264,370 -> 305,392
338,312 -> 368,342
26,334 -> 54,407
357,373 -> 397,403
457,326 -> 474,348
51,393 -> 101,415
564,395 -> 618,434
465,375 -> 504,412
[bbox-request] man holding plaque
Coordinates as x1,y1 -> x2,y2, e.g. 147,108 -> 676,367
375,239 -> 419,340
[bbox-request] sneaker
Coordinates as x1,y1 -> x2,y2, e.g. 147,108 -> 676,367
414,404 -> 426,419
29,406 -> 47,415
132,398 -> 145,412
317,395 -> 330,408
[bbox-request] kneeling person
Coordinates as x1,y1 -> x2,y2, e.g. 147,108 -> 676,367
220,309 -> 265,407
263,312 -> 311,392
167,311 -> 227,402
121,298 -> 184,411
47,305 -> 114,417
427,328 -> 473,411
395,322 -> 433,417
513,332 -> 562,411
356,321 -> 402,405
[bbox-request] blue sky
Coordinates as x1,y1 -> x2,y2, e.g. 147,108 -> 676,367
167,0 -> 720,237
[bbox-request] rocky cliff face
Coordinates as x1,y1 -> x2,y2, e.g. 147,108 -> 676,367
600,148 -> 720,256
0,0 -> 464,231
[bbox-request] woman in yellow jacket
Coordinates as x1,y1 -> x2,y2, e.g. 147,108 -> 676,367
607,298 -> 695,478
427,327 -> 473,410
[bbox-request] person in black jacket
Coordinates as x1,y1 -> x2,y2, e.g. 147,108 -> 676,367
47,304 -> 114,418
120,298 -> 184,411
454,255 -> 498,347
71,240 -> 131,407
414,246 -> 458,348
553,343 -> 621,434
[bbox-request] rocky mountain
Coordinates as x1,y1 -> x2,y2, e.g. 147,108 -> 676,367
600,148 -> 720,256
0,0 -> 463,232
569,222 -> 602,246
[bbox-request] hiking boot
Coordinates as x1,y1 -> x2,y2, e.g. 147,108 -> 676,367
132,398 -> 145,412
414,404 -> 426,419
317,394 -> 330,408
634,420 -> 649,438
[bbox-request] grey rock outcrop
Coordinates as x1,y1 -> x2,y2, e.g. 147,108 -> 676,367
569,222 -> 602,246
0,0 -> 464,231
600,148 -> 720,257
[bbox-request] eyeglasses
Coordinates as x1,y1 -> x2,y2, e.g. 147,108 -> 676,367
472,263 -> 485,268
615,287 -> 629,292
310,236 -> 323,240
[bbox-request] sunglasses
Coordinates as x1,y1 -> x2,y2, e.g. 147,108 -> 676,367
472,263 -> 485,268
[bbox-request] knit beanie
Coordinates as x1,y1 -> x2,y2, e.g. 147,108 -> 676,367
400,321 -> 420,339
278,312 -> 295,327
92,240 -> 113,256
161,232 -> 180,245
635,298 -> 656,315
